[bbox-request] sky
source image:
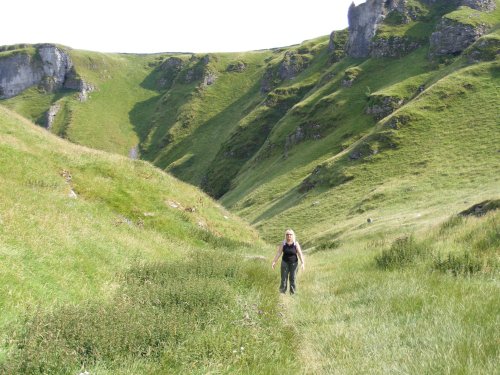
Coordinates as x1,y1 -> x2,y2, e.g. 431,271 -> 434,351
3,0 -> 365,54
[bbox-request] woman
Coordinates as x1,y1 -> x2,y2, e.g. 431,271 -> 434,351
272,229 -> 305,294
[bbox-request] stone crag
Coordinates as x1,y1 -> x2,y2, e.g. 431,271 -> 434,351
0,44 -> 71,99
345,0 -> 496,59
429,18 -> 489,57
0,44 -> 93,100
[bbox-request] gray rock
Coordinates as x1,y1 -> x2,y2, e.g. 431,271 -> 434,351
278,51 -> 310,80
460,0 -> 496,11
38,44 -> 71,87
370,36 -> 421,58
161,56 -> 184,71
0,44 -> 72,99
202,71 -> 217,86
226,61 -> 246,72
284,123 -> 322,157
366,94 -> 405,120
346,0 -> 409,58
45,103 -> 61,130
260,51 -> 310,93
429,18 -> 488,57
465,35 -> 500,62
328,31 -> 337,52
345,0 -> 494,58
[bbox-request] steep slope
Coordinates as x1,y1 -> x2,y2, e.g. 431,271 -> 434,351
1,47 -> 165,156
0,1 -> 498,373
223,46 -> 500,243
0,2 -> 497,248
0,106 -> 296,374
218,1 -> 500,243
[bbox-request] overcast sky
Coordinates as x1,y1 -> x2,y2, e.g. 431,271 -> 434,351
3,0 -> 365,54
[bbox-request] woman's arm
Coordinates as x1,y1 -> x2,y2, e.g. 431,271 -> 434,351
272,244 -> 283,269
296,243 -> 305,271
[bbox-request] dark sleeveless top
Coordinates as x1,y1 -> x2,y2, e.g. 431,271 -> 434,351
282,242 -> 298,263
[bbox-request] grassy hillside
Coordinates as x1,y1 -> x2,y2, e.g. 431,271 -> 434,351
224,49 -> 500,244
291,208 -> 499,374
0,0 -> 499,373
0,106 -> 297,374
1,50 -> 166,156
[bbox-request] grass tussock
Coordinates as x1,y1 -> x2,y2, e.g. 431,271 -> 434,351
375,209 -> 499,277
375,235 -> 424,269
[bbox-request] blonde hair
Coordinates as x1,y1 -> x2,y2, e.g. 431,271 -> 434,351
284,229 -> 296,244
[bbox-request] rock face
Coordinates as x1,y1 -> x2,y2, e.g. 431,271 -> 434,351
366,94 -> 405,120
346,0 -> 387,58
370,36 -> 421,58
346,0 -> 409,58
465,34 -> 500,62
345,0 -> 495,59
0,44 -> 72,99
45,103 -> 61,130
63,66 -> 96,102
261,51 -> 311,93
429,18 -> 488,57
328,29 -> 349,63
461,0 -> 496,11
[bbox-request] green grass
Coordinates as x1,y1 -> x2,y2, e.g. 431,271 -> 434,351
64,51 -> 165,156
1,3 -> 499,372
150,51 -> 274,186
0,47 -> 37,59
288,209 -> 499,373
444,5 -> 500,27
0,106 -> 297,373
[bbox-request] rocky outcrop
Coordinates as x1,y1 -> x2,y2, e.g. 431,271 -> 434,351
0,44 -> 72,99
366,94 -> 405,120
346,0 -> 410,58
261,51 -> 311,93
202,70 -> 217,86
345,0 -> 495,59
278,51 -> 310,80
328,29 -> 349,63
45,103 -> 61,130
341,67 -> 362,88
460,0 -> 496,11
284,123 -> 322,157
465,34 -> 500,62
157,57 -> 185,89
226,61 -> 246,72
429,17 -> 488,57
371,36 -> 421,58
63,67 -> 95,101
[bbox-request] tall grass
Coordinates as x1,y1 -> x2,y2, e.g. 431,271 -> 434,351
287,210 -> 499,374
2,251 -> 297,374
0,106 -> 297,373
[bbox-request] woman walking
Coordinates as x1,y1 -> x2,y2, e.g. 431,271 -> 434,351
272,229 -> 305,294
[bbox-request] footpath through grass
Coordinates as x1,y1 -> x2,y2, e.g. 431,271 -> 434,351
0,106 -> 298,374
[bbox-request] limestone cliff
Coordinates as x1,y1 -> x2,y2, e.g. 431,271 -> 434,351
345,0 -> 496,59
0,44 -> 72,99
346,0 -> 408,58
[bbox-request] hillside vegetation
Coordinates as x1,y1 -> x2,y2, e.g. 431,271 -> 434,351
0,0 -> 499,373
1,3 -> 498,246
0,106 -> 297,374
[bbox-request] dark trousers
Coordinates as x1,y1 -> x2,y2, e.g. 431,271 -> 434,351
280,261 -> 298,294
